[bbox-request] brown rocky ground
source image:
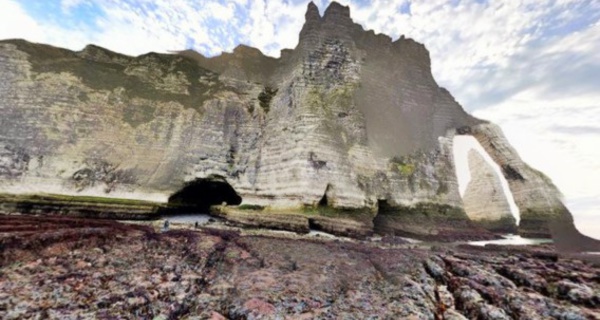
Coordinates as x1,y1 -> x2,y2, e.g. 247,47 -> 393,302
0,214 -> 599,319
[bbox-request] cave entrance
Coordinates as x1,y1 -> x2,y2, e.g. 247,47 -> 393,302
168,175 -> 242,212
376,199 -> 392,214
373,199 -> 392,235
308,218 -> 322,231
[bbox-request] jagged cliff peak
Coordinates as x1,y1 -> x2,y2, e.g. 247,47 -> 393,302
296,1 -> 430,74
304,1 -> 353,22
79,43 -> 129,57
231,44 -> 265,57
305,1 -> 320,22
323,1 -> 352,20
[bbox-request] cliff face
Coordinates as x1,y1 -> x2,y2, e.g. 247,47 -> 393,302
0,2 -> 591,242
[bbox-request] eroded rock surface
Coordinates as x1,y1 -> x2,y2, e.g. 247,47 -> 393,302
1,216 -> 599,319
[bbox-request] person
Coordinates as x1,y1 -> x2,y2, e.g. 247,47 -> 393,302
194,221 -> 199,229
163,219 -> 170,231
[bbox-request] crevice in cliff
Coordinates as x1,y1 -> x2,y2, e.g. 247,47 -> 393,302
168,175 -> 242,211
318,184 -> 331,207
313,183 -> 336,209
372,199 -> 391,236
309,185 -> 331,232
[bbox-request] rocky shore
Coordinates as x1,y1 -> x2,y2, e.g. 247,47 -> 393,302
1,214 -> 598,319
0,193 -> 503,242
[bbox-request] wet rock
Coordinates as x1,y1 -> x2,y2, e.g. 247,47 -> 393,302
444,308 -> 469,320
478,304 -> 512,320
556,280 -> 598,307
1,214 -> 599,319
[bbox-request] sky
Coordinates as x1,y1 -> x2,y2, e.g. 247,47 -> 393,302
1,0 -> 599,237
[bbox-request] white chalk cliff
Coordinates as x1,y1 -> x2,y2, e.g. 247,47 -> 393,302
0,2 -> 596,245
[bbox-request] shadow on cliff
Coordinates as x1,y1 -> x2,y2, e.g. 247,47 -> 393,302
168,175 -> 242,212
550,203 -> 600,253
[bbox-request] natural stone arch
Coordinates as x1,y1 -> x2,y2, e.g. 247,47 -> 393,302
168,175 -> 241,211
462,150 -> 517,232
453,135 -> 519,231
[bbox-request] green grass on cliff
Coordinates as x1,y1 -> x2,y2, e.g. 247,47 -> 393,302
258,86 -> 278,113
389,157 -> 416,177
6,40 -> 231,126
238,204 -> 265,211
306,84 -> 356,113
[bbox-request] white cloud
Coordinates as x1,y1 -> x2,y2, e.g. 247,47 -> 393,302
0,1 -> 43,41
241,0 -> 307,56
205,2 -> 235,21
0,0 -> 92,50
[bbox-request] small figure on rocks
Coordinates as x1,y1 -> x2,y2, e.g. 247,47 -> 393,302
163,219 -> 170,232
194,221 -> 199,229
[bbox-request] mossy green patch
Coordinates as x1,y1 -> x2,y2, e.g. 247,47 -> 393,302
520,207 -> 565,219
238,204 -> 265,211
307,87 -> 325,110
326,85 -> 354,109
306,84 -> 356,113
7,40 -> 228,115
258,86 -> 278,113
399,163 -> 416,176
389,156 -> 416,177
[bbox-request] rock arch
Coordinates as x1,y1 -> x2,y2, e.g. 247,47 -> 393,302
453,135 -> 519,231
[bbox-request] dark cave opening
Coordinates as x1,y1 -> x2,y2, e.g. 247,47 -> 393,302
308,218 -> 322,231
318,193 -> 328,207
373,199 -> 391,235
168,175 -> 242,211
377,199 -> 390,211
318,184 -> 332,207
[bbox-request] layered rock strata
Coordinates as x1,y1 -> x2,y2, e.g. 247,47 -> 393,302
0,2 -> 594,244
0,194 -> 162,220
